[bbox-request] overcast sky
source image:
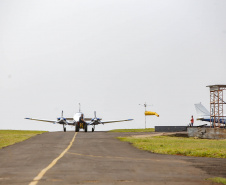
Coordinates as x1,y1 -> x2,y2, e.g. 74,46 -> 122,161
0,0 -> 226,131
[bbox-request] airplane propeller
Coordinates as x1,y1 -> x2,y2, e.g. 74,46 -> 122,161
57,110 -> 68,125
91,111 -> 102,125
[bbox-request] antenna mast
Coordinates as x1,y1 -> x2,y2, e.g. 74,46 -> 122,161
79,103 -> 81,112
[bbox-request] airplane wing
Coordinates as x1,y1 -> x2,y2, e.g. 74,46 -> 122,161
101,119 -> 133,124
65,118 -> 92,121
65,118 -> 73,121
25,118 -> 56,123
25,117 -> 75,125
84,118 -> 92,121
89,119 -> 133,125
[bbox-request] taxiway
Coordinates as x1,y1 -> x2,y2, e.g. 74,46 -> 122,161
0,131 -> 225,185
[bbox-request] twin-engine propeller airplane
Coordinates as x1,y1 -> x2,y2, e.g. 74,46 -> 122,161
25,105 -> 133,132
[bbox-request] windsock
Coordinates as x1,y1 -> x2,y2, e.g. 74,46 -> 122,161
145,111 -> 159,117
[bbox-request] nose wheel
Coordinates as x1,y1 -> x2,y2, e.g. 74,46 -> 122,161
92,125 -> 95,132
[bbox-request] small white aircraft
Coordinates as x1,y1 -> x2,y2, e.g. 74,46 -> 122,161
25,105 -> 133,132
194,103 -> 226,124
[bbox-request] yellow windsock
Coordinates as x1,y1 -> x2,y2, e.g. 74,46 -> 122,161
145,111 -> 159,117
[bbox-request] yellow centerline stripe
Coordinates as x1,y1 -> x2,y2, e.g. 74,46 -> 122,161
29,132 -> 77,185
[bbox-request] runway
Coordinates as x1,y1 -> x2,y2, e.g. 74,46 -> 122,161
0,131 -> 225,185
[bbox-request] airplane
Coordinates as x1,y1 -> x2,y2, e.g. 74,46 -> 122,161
25,105 -> 133,132
194,103 -> 226,124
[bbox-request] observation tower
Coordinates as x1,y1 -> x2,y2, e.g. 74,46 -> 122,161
207,84 -> 226,128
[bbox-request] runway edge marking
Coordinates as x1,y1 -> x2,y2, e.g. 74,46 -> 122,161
29,132 -> 77,185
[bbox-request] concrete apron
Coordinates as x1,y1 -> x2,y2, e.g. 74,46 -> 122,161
187,127 -> 226,139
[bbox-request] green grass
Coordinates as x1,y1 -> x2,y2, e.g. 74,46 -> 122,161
109,128 -> 155,132
118,135 -> 226,158
0,130 -> 47,149
207,177 -> 226,184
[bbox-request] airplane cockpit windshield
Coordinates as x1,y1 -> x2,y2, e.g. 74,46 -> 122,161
73,112 -> 84,122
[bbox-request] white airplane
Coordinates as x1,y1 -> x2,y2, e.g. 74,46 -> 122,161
25,105 -> 133,132
194,103 -> 226,124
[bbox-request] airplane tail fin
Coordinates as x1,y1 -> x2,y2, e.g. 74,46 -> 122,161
194,103 -> 210,116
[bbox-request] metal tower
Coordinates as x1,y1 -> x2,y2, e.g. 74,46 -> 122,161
207,85 -> 226,128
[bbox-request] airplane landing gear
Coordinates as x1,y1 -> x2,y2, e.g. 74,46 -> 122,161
63,125 -> 66,132
84,124 -> 87,132
75,123 -> 79,132
92,125 -> 95,132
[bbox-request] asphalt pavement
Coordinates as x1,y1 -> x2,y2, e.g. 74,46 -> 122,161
0,131 -> 225,185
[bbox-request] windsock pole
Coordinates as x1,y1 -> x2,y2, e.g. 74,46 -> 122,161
145,103 -> 147,129
139,102 -> 148,129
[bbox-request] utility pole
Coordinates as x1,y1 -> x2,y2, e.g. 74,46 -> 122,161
139,102 -> 152,129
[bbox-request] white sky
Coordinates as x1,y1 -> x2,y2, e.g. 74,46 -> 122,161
0,0 -> 226,131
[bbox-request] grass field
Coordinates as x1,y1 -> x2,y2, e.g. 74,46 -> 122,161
119,135 -> 226,158
0,130 -> 47,149
207,177 -> 226,185
109,128 -> 155,132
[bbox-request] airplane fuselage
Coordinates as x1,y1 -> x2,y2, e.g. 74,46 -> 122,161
73,112 -> 84,123
197,116 -> 226,124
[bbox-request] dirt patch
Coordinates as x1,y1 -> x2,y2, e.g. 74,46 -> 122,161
131,132 -> 187,138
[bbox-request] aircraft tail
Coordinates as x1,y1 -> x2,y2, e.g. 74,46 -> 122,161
194,103 -> 210,116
